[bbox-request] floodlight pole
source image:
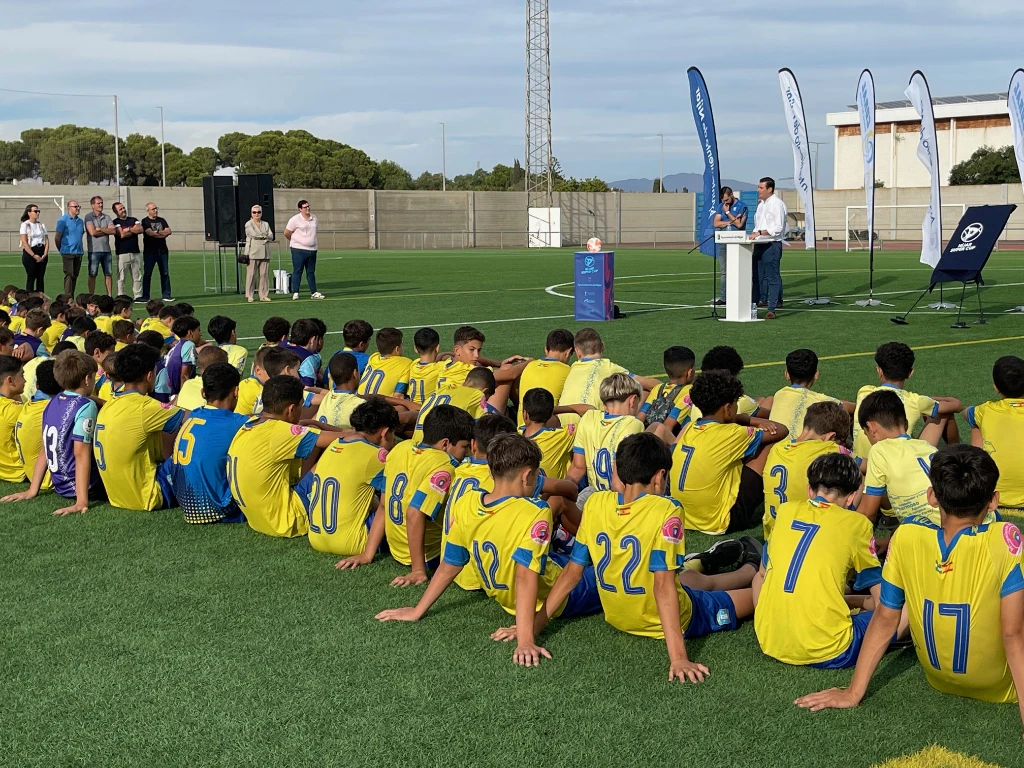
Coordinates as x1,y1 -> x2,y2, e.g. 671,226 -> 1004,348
808,141 -> 827,190
658,133 -> 664,192
159,106 -> 166,187
440,122 -> 446,191
113,95 -> 120,191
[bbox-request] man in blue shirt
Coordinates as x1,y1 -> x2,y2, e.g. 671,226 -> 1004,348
171,362 -> 251,524
713,186 -> 748,305
54,200 -> 86,296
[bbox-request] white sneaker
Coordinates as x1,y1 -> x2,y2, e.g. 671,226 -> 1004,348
311,291 -> 325,299
292,292 -> 299,300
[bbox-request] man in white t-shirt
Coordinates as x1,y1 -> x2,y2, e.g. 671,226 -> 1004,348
750,177 -> 788,320
284,199 -> 323,300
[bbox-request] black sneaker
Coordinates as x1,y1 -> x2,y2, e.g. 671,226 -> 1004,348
738,535 -> 764,571
694,538 -> 745,575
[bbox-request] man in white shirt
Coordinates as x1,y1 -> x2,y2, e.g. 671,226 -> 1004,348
750,176 -> 787,319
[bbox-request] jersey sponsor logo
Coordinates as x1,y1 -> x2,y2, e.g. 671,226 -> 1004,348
661,515 -> 684,544
81,417 -> 95,434
429,469 -> 452,494
530,519 -> 550,545
746,426 -> 757,437
715,608 -> 731,627
566,423 -> 576,435
377,447 -> 389,463
1004,524 -> 1022,556
290,424 -> 307,436
868,537 -> 877,556
934,559 -> 954,575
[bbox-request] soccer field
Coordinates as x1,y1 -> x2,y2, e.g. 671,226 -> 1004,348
3,247 -> 1024,767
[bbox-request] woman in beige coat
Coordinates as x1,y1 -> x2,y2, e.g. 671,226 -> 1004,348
244,205 -> 273,302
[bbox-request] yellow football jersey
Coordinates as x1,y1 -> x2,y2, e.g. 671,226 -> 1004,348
966,399 -> 1024,509
115,341 -> 129,351
763,439 -> 844,540
852,384 -> 938,462
65,335 -> 86,352
96,378 -> 118,403
175,378 -> 206,411
689,393 -> 760,422
9,315 -> 24,334
306,437 -> 388,556
227,418 -> 320,537
523,424 -> 576,479
770,385 -> 838,439
234,377 -> 263,416
358,353 -> 412,397
94,391 -> 184,510
315,388 -> 362,429
218,343 -> 248,373
408,360 -> 444,405
572,491 -> 692,638
864,435 -> 939,524
572,410 -> 644,491
0,395 -> 26,482
139,318 -> 173,340
94,315 -> 113,335
40,321 -> 67,353
436,360 -> 476,390
444,491 -> 563,616
640,382 -> 693,426
558,357 -> 628,409
411,385 -> 496,444
14,397 -> 52,490
670,419 -> 763,535
881,519 -> 1024,703
383,441 -> 459,566
755,497 -> 881,665
517,358 -> 571,426
441,458 -> 494,590
20,355 -> 50,404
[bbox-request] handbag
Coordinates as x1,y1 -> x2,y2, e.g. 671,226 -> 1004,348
238,234 -> 251,265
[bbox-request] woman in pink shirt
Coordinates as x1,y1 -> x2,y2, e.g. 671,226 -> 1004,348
284,199 -> 324,300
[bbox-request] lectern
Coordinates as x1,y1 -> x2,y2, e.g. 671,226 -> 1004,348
715,232 -> 781,323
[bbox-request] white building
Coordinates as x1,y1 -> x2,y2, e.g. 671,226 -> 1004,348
826,93 -> 1010,189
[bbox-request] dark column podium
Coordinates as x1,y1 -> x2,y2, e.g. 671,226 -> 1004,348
574,251 -> 614,322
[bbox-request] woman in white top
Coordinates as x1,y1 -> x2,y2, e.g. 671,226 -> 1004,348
19,204 -> 49,292
284,199 -> 324,300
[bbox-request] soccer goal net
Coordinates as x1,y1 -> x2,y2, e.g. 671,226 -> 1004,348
0,194 -> 65,254
844,204 -> 967,252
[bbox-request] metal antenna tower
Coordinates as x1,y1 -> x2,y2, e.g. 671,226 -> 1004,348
525,0 -> 552,209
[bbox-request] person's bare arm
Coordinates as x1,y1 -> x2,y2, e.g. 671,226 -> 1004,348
130,221 -> 144,234
566,452 -> 586,486
632,374 -> 662,391
283,228 -> 294,241
554,403 -> 594,417
933,396 -> 963,416
53,442 -> 93,516
19,233 -> 30,253
375,561 -> 461,622
794,604 -> 902,711
512,565 -> 550,666
493,360 -> 530,384
1000,589 -> 1024,737
336,498 -> 387,569
85,220 -> 101,237
392,507 -> 430,587
654,570 -> 708,682
741,416 -> 788,445
970,426 -> 984,449
856,492 -> 883,523
713,213 -> 727,230
54,229 -> 63,249
540,476 -> 578,502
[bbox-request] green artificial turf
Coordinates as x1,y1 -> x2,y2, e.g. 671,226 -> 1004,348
2,247 -> 1024,767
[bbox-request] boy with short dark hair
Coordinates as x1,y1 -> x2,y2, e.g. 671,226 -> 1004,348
308,400 -> 401,557
0,355 -> 26,481
13,308 -> 50,360
797,444 -> 1024,728
409,327 -> 443,405
377,433 -> 601,667
521,387 -> 576,479
763,401 -> 852,540
383,404 -> 474,586
174,302 -> 194,317
340,318 -> 373,374
112,296 -> 133,321
315,352 -> 362,428
694,345 -> 770,419
111,319 -> 135,349
359,327 -> 411,397
3,351 -> 103,515
62,315 -> 94,352
436,325 -> 486,390
171,361 -> 250,524
94,295 -> 115,334
670,370 -> 788,535
756,453 -> 902,669
208,315 -> 248,372
262,316 -> 290,347
138,299 -> 164,333
851,341 -> 962,463
95,344 -> 185,510
41,303 -> 68,353
966,355 -> 1024,514
770,348 -> 854,438
640,345 -> 696,435
167,315 -> 202,394
227,375 -> 334,537
176,345 -> 229,411
235,345 -> 303,416
284,318 -> 323,386
516,328 -> 574,427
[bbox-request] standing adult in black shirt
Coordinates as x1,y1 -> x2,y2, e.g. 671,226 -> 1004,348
140,202 -> 173,302
112,201 -> 143,301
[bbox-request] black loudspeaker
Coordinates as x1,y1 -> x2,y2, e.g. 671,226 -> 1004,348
237,173 -> 276,238
214,184 -> 240,244
203,175 -> 232,241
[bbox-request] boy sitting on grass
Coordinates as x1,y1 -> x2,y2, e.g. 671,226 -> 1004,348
966,355 -> 1024,516
111,319 -> 135,350
208,315 -> 248,372
315,352 -> 363,429
769,348 -> 854,439
411,366 -> 506,443
516,328 -> 574,427
755,453 -> 907,669
797,445 -> 1024,733
408,327 -> 444,405
359,327 -> 412,397
338,318 -> 373,375
558,328 -> 659,413
639,345 -> 696,435
176,346 -> 229,411
377,434 -> 602,668
521,388 -> 576,480
690,345 -> 770,419
509,432 -> 759,680
13,358 -> 60,492
0,355 -> 26,482
235,346 -> 303,416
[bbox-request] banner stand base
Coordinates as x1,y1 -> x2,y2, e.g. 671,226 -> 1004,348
1004,306 -> 1024,313
927,301 -> 957,310
801,297 -> 834,305
853,298 -> 892,307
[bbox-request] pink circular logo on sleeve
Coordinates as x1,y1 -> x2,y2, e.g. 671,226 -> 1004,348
429,470 -> 452,494
869,537 -> 877,556
661,516 -> 684,544
1004,524 -> 1022,556
377,448 -> 389,463
290,424 -> 307,436
530,520 -> 550,545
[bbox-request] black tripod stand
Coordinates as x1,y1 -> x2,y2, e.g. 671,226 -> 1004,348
689,233 -> 722,320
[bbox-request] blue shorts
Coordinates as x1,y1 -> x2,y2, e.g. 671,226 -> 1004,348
550,550 -> 602,618
88,250 -> 112,277
682,585 -> 738,638
295,471 -> 315,513
156,457 -> 177,511
811,610 -> 876,670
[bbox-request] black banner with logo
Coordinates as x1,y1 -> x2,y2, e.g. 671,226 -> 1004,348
930,204 -> 1017,287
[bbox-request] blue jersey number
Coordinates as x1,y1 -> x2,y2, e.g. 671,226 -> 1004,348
388,473 -> 409,524
783,520 -> 820,593
94,423 -> 107,470
594,532 -> 647,595
768,464 -> 788,519
443,477 -> 481,533
415,393 -> 451,433
307,475 -> 340,535
923,599 -> 971,674
472,540 -> 509,591
675,444 -> 695,492
593,448 -> 613,490
361,368 -> 386,395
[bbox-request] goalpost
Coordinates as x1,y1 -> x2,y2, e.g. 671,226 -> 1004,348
844,203 -> 966,251
0,194 -> 65,253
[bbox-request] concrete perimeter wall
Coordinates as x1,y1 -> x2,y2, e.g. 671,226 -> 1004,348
0,183 -> 1021,253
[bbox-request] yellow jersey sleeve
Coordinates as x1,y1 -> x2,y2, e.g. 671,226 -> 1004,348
650,499 -> 687,573
1,398 -> 27,482
410,453 -> 455,522
409,361 -> 444,404
235,378 -> 263,416
510,500 -> 554,575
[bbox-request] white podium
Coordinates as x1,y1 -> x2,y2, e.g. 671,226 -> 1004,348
714,232 -> 781,323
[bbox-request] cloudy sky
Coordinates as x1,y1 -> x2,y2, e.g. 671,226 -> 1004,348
0,0 -> 1018,187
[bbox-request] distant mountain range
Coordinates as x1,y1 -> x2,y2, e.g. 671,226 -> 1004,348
608,172 -> 758,193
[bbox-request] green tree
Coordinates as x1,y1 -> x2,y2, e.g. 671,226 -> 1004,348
22,125 -> 115,184
377,159 -> 413,190
0,140 -> 32,182
652,178 -> 664,193
217,132 -> 249,168
949,145 -> 1021,185
121,133 -> 168,186
413,171 -> 445,190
